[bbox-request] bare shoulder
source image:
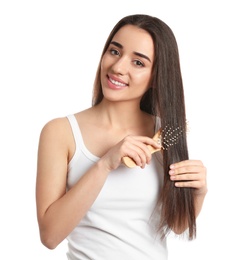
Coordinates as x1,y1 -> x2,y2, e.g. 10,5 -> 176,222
40,116 -> 71,141
38,115 -> 77,164
38,115 -> 79,156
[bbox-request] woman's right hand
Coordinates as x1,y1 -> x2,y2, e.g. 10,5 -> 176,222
100,135 -> 161,171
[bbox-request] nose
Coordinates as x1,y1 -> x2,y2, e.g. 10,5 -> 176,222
111,56 -> 129,75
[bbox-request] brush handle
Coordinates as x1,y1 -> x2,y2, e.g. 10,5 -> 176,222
122,129 -> 162,168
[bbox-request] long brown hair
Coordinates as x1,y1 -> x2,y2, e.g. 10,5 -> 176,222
92,14 -> 196,240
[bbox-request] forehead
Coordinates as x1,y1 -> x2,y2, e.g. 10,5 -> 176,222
112,25 -> 154,61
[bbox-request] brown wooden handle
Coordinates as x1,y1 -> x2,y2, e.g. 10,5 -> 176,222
122,156 -> 137,168
122,129 -> 162,168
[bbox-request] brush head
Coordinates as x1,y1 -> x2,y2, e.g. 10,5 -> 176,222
161,125 -> 184,150
122,124 -> 187,168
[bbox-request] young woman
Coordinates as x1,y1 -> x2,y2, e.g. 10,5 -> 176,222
36,14 -> 207,259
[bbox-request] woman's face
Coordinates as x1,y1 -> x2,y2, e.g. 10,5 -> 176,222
100,25 -> 154,103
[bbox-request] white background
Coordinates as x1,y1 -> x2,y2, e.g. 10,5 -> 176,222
1,0 -> 247,259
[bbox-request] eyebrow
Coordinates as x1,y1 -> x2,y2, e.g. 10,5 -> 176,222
110,41 -> 152,63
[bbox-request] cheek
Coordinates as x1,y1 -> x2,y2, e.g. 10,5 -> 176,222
100,57 -> 110,81
133,70 -> 152,87
101,52 -> 111,71
101,50 -> 114,64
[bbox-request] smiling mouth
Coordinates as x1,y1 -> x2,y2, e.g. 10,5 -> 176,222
108,76 -> 128,87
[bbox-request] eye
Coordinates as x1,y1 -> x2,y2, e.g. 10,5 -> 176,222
134,60 -> 145,67
109,48 -> 120,56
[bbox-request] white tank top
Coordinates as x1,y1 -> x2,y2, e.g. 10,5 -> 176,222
66,114 -> 168,260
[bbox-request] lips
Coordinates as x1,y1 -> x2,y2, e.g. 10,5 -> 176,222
107,75 -> 128,90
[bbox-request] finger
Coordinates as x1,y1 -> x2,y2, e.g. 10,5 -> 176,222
122,137 -> 153,165
174,180 -> 197,188
120,146 -> 147,168
170,160 -> 204,170
169,162 -> 206,176
122,156 -> 137,168
169,166 -> 202,176
174,179 -> 206,189
133,136 -> 162,150
126,148 -> 147,167
170,173 -> 198,182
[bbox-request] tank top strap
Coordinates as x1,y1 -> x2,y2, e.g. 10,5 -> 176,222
66,114 -> 84,149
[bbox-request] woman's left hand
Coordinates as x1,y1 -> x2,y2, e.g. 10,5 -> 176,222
169,160 -> 207,196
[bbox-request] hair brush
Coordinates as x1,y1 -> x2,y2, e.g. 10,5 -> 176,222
122,125 -> 185,168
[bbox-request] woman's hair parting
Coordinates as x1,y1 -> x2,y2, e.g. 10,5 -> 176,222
92,14 -> 196,240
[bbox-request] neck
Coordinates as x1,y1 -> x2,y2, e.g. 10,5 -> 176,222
94,98 -> 147,130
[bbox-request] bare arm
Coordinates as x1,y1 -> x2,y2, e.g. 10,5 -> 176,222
36,118 -> 112,249
36,118 -> 161,249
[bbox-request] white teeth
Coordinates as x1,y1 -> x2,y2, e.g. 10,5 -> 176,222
109,77 -> 126,87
